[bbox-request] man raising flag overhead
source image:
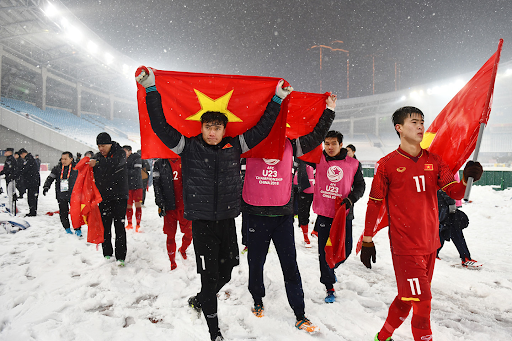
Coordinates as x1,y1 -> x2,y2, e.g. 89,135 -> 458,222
136,66 -> 291,341
359,39 -> 503,341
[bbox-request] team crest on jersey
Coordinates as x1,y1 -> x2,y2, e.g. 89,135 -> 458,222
327,165 -> 343,182
424,164 -> 434,171
397,167 -> 406,173
222,143 -> 233,149
263,158 -> 280,165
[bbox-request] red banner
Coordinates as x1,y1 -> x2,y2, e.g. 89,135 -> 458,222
286,91 -> 330,163
325,197 -> 348,268
137,70 -> 289,160
420,38 -> 504,172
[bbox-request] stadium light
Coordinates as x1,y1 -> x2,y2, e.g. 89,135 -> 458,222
66,25 -> 82,42
87,41 -> 98,54
44,3 -> 58,17
105,53 -> 114,65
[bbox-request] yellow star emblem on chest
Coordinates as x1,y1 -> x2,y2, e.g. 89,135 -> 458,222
186,89 -> 242,122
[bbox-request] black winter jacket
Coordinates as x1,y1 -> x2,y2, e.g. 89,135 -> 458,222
91,142 -> 129,201
153,159 -> 177,211
43,161 -> 78,201
20,153 -> 40,188
146,90 -> 281,221
242,108 -> 336,216
126,153 -> 143,190
0,155 -> 17,184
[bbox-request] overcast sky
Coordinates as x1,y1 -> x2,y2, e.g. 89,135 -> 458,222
61,0 -> 512,98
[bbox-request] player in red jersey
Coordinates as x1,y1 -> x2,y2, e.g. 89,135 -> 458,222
360,106 -> 483,341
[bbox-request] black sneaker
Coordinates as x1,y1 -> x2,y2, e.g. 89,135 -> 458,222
188,295 -> 202,313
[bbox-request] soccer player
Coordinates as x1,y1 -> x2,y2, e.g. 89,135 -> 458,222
360,106 -> 483,341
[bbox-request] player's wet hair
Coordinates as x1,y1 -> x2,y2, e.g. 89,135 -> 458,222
392,106 -> 424,137
325,130 -> 343,144
201,111 -> 228,128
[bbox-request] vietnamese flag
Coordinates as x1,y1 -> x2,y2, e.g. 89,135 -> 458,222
325,197 -> 348,268
286,91 -> 330,163
70,157 -> 104,245
137,69 -> 288,160
356,39 -> 504,255
420,38 -> 504,173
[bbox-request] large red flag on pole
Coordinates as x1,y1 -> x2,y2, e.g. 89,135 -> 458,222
137,70 -> 289,160
356,39 -> 504,254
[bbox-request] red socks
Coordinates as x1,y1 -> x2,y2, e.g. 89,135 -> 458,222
378,297 -> 432,341
378,297 -> 412,340
135,207 -> 142,226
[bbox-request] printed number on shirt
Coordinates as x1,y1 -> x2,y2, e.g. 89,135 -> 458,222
407,278 -> 422,295
173,171 -> 178,180
413,175 -> 426,192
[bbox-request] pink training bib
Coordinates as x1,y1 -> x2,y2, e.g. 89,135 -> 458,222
313,154 -> 359,218
243,139 -> 293,206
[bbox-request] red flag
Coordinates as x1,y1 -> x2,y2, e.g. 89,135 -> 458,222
324,197 -> 349,268
420,38 -> 504,172
137,70 -> 288,160
286,91 -> 330,163
70,157 -> 104,245
356,39 -> 504,254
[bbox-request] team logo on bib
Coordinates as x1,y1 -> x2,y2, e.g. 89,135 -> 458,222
263,159 -> 280,166
326,165 -> 343,182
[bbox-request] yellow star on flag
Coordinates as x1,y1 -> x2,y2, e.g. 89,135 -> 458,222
420,132 -> 436,149
186,89 -> 242,122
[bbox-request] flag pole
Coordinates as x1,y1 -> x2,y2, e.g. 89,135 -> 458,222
464,39 -> 504,200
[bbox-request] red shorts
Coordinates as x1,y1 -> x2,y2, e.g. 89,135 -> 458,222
128,188 -> 143,205
392,252 -> 436,302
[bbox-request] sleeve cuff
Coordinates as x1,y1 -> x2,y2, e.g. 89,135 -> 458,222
146,85 -> 157,93
272,95 -> 282,104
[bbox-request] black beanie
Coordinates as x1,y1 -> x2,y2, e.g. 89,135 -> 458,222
18,148 -> 28,155
6,148 -> 14,152
96,132 -> 112,145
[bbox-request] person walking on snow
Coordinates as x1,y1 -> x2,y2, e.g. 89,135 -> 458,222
360,106 -> 483,341
123,145 -> 143,232
89,132 -> 129,267
241,93 -> 336,333
137,66 -> 289,341
311,130 -> 365,303
153,157 -> 192,270
43,152 -> 80,236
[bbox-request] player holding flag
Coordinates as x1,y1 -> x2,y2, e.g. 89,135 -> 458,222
360,107 -> 483,341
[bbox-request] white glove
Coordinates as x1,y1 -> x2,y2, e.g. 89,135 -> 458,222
275,80 -> 293,99
135,66 -> 155,88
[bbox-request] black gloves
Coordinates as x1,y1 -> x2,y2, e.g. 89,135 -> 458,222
43,188 -> 48,196
463,161 -> 483,183
158,206 -> 166,217
360,241 -> 376,269
341,197 -> 353,209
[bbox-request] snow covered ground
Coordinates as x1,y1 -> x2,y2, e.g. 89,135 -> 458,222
1,174 -> 511,341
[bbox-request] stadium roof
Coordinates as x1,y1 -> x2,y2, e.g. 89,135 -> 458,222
0,0 -> 138,101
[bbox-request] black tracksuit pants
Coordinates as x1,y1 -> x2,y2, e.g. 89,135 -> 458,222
58,199 -> 71,230
100,199 -> 127,261
192,218 -> 239,338
316,215 -> 353,290
246,213 -> 305,319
